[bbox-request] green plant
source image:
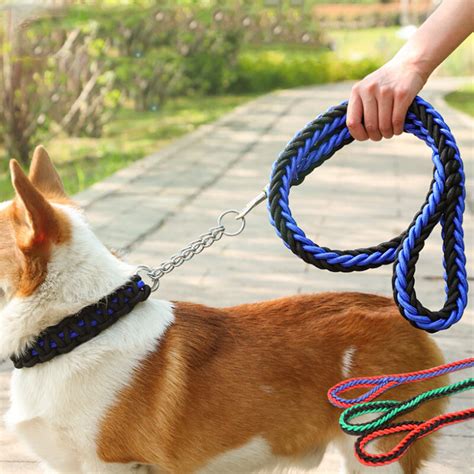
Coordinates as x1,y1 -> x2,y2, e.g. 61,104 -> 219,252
230,47 -> 381,93
101,4 -> 244,107
183,29 -> 242,95
116,50 -> 188,111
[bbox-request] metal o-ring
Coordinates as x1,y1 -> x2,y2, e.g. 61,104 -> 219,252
218,210 -> 246,236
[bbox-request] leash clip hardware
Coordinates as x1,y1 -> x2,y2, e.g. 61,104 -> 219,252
235,189 -> 268,220
137,265 -> 161,292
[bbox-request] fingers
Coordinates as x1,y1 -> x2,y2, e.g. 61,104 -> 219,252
347,92 -> 369,141
378,88 -> 394,139
347,83 -> 383,141
392,89 -> 412,136
359,90 -> 382,141
347,83 -> 398,141
346,63 -> 424,141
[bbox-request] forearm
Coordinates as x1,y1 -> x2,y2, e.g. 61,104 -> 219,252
393,0 -> 473,79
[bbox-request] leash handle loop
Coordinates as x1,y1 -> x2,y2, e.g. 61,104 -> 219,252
268,96 -> 468,332
328,357 -> 474,408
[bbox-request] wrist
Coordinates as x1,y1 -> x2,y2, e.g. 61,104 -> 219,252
405,56 -> 433,83
392,48 -> 434,83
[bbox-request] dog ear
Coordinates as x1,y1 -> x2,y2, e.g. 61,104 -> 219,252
10,159 -> 62,252
29,145 -> 67,199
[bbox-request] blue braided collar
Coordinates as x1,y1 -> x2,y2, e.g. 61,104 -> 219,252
11,275 -> 151,369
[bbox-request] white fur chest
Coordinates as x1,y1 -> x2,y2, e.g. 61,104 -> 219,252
5,299 -> 175,471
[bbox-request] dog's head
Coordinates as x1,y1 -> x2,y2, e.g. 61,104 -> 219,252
0,146 -> 74,308
0,147 -> 132,359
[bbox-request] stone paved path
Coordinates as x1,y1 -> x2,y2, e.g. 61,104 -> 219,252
1,79 -> 473,473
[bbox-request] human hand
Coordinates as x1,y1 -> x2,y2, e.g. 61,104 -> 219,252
346,60 -> 427,141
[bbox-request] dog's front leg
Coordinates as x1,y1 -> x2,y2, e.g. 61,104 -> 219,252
11,417 -> 81,473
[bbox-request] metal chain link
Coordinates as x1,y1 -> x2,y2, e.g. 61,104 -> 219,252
137,192 -> 267,292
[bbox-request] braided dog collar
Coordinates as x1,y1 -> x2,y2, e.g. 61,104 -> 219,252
268,96 -> 467,333
11,275 -> 151,369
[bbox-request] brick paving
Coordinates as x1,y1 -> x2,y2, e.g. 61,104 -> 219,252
1,79 -> 473,473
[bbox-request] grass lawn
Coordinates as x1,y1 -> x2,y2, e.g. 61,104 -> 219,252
327,27 -> 474,77
445,83 -> 474,117
0,95 -> 253,201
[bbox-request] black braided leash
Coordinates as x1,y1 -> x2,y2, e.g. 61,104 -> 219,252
268,96 -> 467,332
268,102 -> 410,272
11,276 -> 151,369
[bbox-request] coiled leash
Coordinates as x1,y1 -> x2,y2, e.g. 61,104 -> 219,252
327,358 -> 474,466
268,95 -> 467,333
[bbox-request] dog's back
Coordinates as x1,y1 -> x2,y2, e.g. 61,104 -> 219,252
98,292 -> 447,474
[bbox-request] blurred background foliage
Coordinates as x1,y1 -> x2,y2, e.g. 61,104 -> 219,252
0,0 -> 472,199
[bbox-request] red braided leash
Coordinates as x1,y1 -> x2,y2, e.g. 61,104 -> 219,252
355,408 -> 474,466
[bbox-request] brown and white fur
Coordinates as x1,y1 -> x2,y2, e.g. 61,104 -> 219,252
1,147 -> 448,474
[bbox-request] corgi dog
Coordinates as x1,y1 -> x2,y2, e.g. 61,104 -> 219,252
1,146 -> 448,474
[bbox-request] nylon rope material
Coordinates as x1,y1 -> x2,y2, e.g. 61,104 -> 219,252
327,358 -> 474,466
268,96 -> 467,332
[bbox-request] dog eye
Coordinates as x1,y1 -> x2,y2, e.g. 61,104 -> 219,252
0,287 -> 5,299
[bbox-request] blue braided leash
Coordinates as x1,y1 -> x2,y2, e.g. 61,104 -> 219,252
268,96 -> 467,332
